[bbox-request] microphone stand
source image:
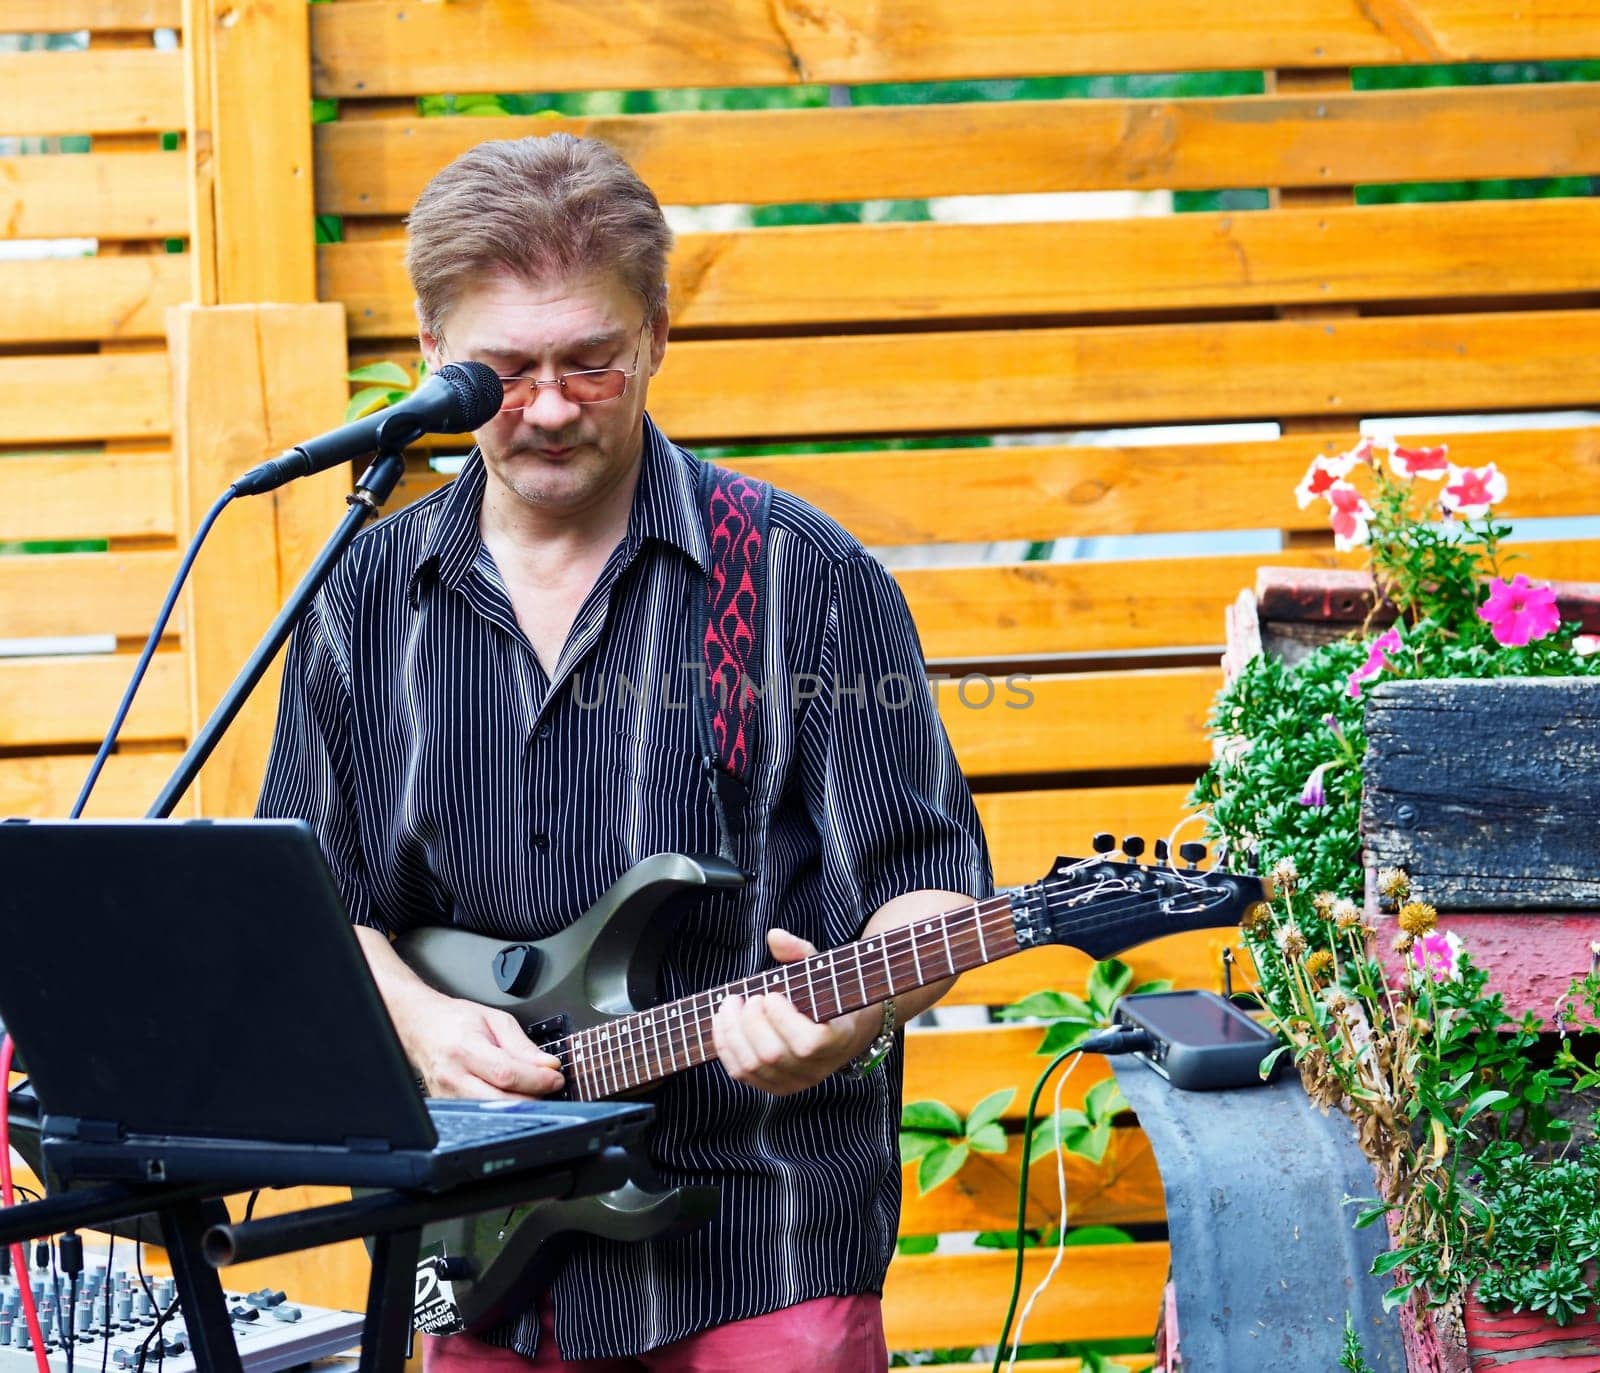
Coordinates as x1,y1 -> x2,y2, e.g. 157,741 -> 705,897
146,447 -> 407,819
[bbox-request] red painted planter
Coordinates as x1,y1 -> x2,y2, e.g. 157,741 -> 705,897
1462,1293 -> 1600,1370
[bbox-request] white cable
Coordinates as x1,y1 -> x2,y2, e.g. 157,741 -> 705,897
1005,1052 -> 1083,1373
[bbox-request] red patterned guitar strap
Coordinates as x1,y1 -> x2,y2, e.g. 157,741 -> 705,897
694,460 -> 771,867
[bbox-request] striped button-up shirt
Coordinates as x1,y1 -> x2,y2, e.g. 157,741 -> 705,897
257,416 -> 993,1359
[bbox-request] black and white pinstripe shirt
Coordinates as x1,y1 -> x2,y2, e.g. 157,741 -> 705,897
257,416 -> 993,1360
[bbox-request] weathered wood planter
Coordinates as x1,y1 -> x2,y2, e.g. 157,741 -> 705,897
1223,567 -> 1600,1373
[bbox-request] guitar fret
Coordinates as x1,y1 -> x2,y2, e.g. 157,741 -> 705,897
940,918 -> 956,978
974,908 -> 989,965
826,951 -> 842,1018
879,938 -> 895,998
854,947 -> 869,1006
803,953 -> 818,1020
910,930 -> 924,985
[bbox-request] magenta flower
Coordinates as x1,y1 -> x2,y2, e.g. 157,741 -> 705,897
1388,443 -> 1450,480
1298,761 -> 1333,807
1325,481 -> 1375,551
1439,462 -> 1508,519
1412,929 -> 1464,983
1347,627 -> 1403,699
1478,574 -> 1561,647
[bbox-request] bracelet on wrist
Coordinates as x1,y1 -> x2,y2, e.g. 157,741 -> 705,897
851,998 -> 898,1077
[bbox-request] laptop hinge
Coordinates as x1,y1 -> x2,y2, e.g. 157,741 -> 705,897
43,1114 -> 123,1143
343,1136 -> 393,1153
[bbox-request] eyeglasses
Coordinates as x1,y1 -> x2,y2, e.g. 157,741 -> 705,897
488,324 -> 648,412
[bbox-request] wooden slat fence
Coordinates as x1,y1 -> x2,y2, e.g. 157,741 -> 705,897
5,0 -> 1599,1361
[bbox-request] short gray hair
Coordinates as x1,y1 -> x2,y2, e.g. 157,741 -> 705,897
405,133 -> 673,336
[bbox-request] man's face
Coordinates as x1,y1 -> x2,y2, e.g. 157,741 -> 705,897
420,267 -> 668,520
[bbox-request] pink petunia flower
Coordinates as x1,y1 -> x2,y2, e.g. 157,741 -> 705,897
1575,634 -> 1600,657
1412,929 -> 1464,984
1348,627 -> 1403,699
1388,443 -> 1450,480
1478,574 -> 1561,647
1298,761 -> 1333,808
1439,463 -> 1508,519
1295,450 -> 1363,510
1325,481 -> 1374,551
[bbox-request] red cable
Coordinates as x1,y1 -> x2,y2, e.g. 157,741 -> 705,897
1,1034 -> 51,1372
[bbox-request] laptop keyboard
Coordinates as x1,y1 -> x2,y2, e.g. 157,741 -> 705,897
427,1105 -> 574,1148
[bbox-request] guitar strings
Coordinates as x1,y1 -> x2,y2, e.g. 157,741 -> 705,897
552,864 -> 1250,1100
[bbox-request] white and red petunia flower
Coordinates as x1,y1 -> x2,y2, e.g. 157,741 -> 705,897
1575,634 -> 1600,657
1294,449 -> 1364,509
1325,481 -> 1374,551
1477,574 -> 1561,648
1439,462 -> 1508,519
1387,443 -> 1450,480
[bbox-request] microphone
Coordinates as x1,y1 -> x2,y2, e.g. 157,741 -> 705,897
232,360 -> 504,496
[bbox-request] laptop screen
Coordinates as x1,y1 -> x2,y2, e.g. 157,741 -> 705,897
0,819 -> 435,1151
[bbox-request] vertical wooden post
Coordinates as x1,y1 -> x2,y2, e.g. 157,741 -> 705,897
177,0 -> 351,817
168,303 -> 347,817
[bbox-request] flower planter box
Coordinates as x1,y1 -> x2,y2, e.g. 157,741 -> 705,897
1222,567 -> 1600,1373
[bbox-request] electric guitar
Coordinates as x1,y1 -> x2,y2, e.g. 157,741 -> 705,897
391,846 -> 1269,1335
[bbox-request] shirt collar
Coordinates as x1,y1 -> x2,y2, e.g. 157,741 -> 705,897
406,414 -> 708,607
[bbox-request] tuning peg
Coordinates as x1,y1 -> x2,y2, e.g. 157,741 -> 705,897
1152,839 -> 1170,863
1179,841 -> 1207,870
1092,832 -> 1117,854
1122,835 -> 1145,859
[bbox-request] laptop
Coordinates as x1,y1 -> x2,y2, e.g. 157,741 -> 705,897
0,818 -> 652,1191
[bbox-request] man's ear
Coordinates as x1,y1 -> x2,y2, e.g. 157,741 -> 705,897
416,300 -> 444,372
647,307 -> 670,377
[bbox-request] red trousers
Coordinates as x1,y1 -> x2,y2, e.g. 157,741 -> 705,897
423,1294 -> 887,1372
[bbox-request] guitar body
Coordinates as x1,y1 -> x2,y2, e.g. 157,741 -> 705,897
377,851 -> 743,1335
374,844 -> 1268,1339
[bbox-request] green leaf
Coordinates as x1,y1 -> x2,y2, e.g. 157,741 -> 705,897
1037,1021 -> 1096,1055
998,991 -> 1092,1022
1371,1245 -> 1421,1276
1086,959 -> 1136,1015
346,361 -> 414,388
916,1141 -> 969,1194
1083,1077 -> 1129,1123
901,1100 -> 963,1135
1071,1120 -> 1114,1165
1028,1108 -> 1089,1160
895,1234 -> 938,1255
1063,1225 -> 1134,1246
1381,1280 -> 1420,1314
967,1123 -> 1008,1155
344,386 -> 405,422
964,1087 -> 1015,1135
898,1131 -> 943,1165
1462,1089 -> 1511,1124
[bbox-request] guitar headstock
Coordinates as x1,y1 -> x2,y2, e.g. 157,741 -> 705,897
1011,839 -> 1273,962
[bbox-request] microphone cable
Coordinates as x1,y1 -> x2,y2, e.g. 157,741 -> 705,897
69,489 -> 235,818
1,1034 -> 50,1372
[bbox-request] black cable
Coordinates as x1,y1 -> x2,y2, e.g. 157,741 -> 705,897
242,1190 -> 261,1223
989,1026 -> 1154,1373
100,1232 -> 115,1373
70,487 -> 235,818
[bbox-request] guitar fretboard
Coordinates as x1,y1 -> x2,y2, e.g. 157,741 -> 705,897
554,894 -> 1023,1102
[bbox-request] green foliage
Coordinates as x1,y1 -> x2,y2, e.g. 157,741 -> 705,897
997,957 -> 1172,1056
899,1087 -> 1014,1195
343,360 -> 423,421
1339,1312 -> 1377,1373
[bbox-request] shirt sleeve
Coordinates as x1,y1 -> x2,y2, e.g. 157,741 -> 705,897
798,553 -> 995,948
256,591 -> 383,932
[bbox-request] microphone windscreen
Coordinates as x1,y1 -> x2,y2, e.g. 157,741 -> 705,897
435,360 -> 505,431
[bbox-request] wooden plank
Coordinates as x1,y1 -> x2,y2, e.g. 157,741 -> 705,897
641,310 -> 1600,440
0,354 -> 170,445
2,0 -> 180,29
1363,678 -> 1600,908
357,311 -> 1600,440
904,1025 -> 1115,1114
316,85 -> 1600,217
0,653 -> 188,748
0,50 -> 183,136
0,152 -> 188,240
883,1241 -> 1168,1348
945,930 -> 1245,1008
0,750 -> 182,818
326,197 -> 1600,337
0,450 -> 175,543
310,0 -> 1600,97
0,551 -> 179,640
170,304 -> 349,818
900,1127 -> 1166,1233
904,540 -> 1600,661
0,254 -> 189,345
975,784 -> 1202,891
189,0 -> 318,303
935,669 -> 1219,778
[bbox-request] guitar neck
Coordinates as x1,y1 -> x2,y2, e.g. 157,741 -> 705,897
561,894 -> 1022,1102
